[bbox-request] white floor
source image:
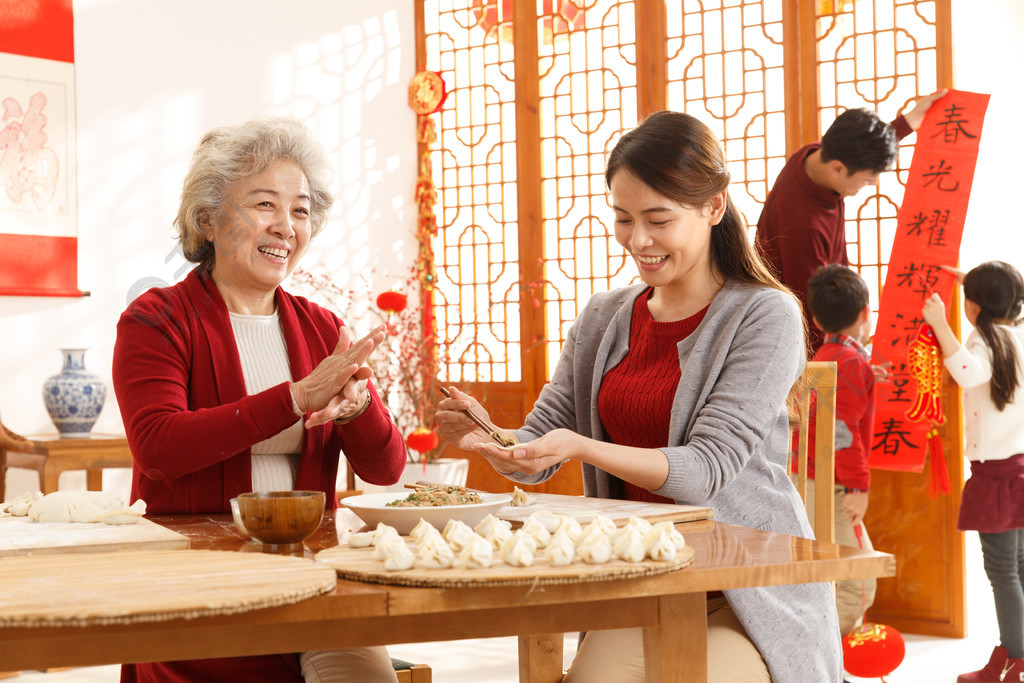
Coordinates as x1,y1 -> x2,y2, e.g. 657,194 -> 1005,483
11,534 -> 1003,683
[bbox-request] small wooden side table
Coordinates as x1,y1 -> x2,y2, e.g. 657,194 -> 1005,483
0,433 -> 132,500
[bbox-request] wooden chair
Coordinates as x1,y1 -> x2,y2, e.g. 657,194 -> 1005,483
0,413 -> 132,501
392,658 -> 432,682
789,361 -> 838,544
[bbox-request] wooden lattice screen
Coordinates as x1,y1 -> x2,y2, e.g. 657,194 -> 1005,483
417,0 -> 961,636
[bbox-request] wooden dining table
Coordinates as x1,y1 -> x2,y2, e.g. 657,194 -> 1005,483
0,508 -> 895,682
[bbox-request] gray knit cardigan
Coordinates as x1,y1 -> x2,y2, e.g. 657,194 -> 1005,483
509,280 -> 843,682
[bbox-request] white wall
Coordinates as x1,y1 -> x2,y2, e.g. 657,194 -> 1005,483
951,0 -> 1024,274
1,0 -> 417,499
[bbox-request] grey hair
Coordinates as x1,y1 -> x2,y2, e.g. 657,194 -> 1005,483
174,116 -> 334,270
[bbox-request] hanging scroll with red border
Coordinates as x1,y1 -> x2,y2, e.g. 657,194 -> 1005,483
869,90 -> 990,472
0,0 -> 81,297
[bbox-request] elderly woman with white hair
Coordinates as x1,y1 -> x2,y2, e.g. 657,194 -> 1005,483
113,117 -> 406,682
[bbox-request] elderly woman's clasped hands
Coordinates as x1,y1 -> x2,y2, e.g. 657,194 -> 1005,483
291,324 -> 389,428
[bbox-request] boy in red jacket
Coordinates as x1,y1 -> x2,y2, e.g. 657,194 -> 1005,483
804,264 -> 877,635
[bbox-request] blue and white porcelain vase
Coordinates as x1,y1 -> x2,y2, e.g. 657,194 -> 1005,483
42,348 -> 106,438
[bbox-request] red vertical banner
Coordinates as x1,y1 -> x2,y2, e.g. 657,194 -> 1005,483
870,90 -> 990,472
0,0 -> 80,297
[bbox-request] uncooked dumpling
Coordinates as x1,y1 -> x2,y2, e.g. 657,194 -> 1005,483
372,523 -> 400,545
443,519 -> 479,551
576,522 -> 609,547
410,519 -> 444,546
611,516 -> 652,545
645,521 -> 685,551
383,542 -> 416,571
458,535 -> 494,569
643,521 -> 683,561
349,531 -> 376,547
500,531 -> 536,567
510,486 -> 532,506
372,534 -> 407,560
579,514 -> 616,541
484,523 -> 513,550
473,513 -> 511,537
612,526 -> 646,563
521,517 -> 551,549
544,530 -> 576,566
553,516 -> 582,542
576,532 -> 612,565
524,510 -> 562,534
645,529 -> 678,561
416,535 -> 455,569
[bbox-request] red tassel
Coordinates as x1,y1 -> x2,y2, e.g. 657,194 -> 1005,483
928,429 -> 950,496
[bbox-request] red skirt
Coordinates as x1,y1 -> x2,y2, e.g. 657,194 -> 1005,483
958,453 -> 1024,533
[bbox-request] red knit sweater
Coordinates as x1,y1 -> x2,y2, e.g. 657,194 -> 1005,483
598,291 -> 708,503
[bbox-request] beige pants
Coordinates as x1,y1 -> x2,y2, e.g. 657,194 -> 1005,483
804,481 -> 877,635
299,647 -> 399,683
562,597 -> 770,682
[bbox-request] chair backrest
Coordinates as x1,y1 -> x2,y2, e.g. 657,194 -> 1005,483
789,361 -> 838,543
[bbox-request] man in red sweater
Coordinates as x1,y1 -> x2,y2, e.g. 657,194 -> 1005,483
755,91 -> 946,350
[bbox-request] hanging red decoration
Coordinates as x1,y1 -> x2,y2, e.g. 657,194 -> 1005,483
905,324 -> 945,425
842,623 -> 906,680
406,427 -> 439,453
927,428 -> 951,497
376,290 -> 408,314
408,70 -> 447,116
472,0 -> 586,45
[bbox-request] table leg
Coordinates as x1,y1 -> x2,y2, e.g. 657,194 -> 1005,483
642,592 -> 707,683
518,633 -> 563,683
86,468 -> 103,491
42,465 -> 61,495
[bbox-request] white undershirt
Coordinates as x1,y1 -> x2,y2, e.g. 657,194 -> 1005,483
229,310 -> 303,492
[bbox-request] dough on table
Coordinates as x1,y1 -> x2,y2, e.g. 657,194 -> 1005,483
1,491 -> 41,517
26,491 -> 146,524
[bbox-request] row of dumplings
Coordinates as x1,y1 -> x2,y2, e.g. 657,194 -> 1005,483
348,510 -> 685,572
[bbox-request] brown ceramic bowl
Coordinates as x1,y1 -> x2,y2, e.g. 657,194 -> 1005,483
236,491 -> 325,550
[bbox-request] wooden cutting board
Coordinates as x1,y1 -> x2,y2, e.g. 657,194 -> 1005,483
497,493 -> 712,527
0,516 -> 189,557
0,549 -> 337,627
317,542 -> 694,588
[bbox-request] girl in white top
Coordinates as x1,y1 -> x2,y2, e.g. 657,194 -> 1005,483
922,261 -> 1024,683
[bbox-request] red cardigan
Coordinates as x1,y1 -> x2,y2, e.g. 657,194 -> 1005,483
113,268 -> 406,683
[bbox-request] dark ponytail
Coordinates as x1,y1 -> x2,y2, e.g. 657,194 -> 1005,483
962,261 -> 1024,411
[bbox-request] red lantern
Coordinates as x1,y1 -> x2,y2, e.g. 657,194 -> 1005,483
406,427 -> 439,453
472,0 -> 586,45
842,623 -> 905,679
376,290 -> 408,314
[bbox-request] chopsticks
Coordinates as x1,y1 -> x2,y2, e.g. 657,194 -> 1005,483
439,387 -> 516,447
404,481 -> 486,493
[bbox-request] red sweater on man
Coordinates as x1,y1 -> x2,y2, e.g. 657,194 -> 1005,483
113,267 -> 405,683
755,116 -> 912,350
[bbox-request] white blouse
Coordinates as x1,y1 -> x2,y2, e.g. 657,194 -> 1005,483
943,323 -> 1024,462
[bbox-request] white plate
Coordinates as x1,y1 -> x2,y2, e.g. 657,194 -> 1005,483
340,491 -> 512,535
